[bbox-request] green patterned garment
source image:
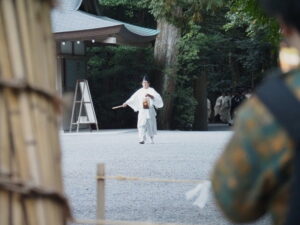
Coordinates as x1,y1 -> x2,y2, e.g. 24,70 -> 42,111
212,70 -> 300,225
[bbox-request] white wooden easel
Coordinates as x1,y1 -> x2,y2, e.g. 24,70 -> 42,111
69,79 -> 99,132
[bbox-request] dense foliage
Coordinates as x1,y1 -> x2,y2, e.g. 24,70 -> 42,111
225,0 -> 280,45
100,0 -> 223,25
87,46 -> 157,128
174,7 -> 277,128
86,0 -> 280,129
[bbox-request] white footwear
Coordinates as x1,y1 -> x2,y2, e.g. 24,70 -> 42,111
150,137 -> 154,144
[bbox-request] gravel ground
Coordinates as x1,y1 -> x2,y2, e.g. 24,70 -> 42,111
61,128 -> 270,225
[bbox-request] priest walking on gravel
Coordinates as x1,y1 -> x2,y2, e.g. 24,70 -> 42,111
122,75 -> 163,144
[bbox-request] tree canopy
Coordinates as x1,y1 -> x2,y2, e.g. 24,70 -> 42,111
225,0 -> 280,44
87,0 -> 280,130
100,0 -> 223,26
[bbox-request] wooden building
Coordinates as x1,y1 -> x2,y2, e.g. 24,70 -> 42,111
51,0 -> 159,130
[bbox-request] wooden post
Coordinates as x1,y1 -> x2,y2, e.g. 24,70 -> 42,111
97,164 -> 105,221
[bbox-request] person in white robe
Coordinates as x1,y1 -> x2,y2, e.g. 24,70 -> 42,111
207,98 -> 212,122
219,93 -> 231,123
214,93 -> 224,121
123,76 -> 163,144
245,89 -> 252,99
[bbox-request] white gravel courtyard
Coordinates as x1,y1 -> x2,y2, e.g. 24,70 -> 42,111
61,128 -> 270,225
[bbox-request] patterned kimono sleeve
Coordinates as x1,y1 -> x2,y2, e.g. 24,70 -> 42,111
212,97 -> 292,223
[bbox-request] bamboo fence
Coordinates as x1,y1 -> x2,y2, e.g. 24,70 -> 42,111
0,0 -> 70,225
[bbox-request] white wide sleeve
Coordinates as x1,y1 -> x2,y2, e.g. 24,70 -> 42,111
152,89 -> 163,109
125,91 -> 139,112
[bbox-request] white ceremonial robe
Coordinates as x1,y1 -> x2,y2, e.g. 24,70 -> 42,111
214,96 -> 223,117
125,87 -> 163,142
207,98 -> 212,121
220,96 -> 231,123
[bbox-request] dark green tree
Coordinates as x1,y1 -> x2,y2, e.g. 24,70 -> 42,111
86,0 -> 279,130
87,46 -> 157,128
100,0 -> 224,130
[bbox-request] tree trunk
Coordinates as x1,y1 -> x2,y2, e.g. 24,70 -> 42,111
154,18 -> 181,130
229,51 -> 240,88
82,0 -> 102,15
193,74 -> 208,131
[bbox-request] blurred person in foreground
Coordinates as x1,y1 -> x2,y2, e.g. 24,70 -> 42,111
212,0 -> 300,224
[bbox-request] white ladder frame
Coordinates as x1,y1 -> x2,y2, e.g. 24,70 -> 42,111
69,79 -> 99,132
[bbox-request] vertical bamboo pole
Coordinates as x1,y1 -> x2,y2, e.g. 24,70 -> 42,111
97,164 -> 105,221
1,1 -> 31,225
14,2 -> 47,224
28,1 -> 64,224
0,94 -> 10,225
0,3 -> 12,223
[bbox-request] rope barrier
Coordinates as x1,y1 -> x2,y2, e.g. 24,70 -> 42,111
97,176 -> 207,184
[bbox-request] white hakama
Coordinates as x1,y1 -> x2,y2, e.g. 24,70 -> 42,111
125,87 -> 163,142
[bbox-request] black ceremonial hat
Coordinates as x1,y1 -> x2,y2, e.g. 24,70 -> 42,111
142,74 -> 150,82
